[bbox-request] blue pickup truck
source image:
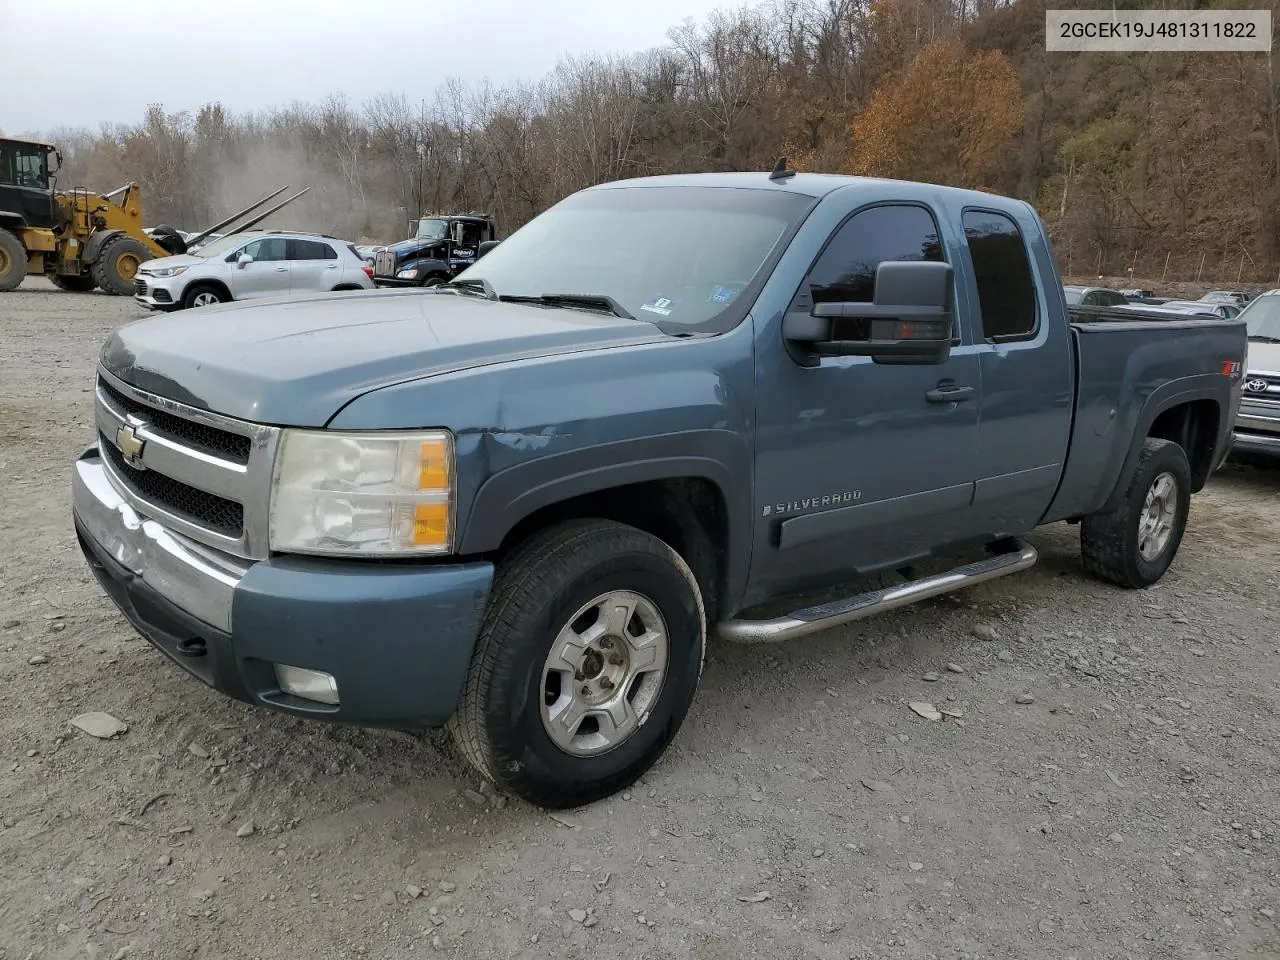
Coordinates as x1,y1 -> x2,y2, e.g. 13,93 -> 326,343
72,169 -> 1245,808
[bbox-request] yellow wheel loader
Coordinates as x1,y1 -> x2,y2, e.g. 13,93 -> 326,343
0,137 -> 308,295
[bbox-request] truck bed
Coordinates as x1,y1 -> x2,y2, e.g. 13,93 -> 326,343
1044,313 -> 1246,522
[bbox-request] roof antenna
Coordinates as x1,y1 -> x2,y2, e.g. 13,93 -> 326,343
769,157 -> 796,181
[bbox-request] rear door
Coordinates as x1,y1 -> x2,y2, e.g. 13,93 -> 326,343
961,206 -> 1073,535
288,238 -> 339,293
232,237 -> 290,299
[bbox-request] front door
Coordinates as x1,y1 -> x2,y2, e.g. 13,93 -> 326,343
750,201 -> 985,601
232,236 -> 290,299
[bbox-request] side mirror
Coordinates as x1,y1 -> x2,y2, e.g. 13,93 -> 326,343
477,239 -> 501,259
237,254 -> 253,268
783,260 -> 954,365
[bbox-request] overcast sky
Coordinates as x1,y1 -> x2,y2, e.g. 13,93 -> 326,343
0,0 -> 731,135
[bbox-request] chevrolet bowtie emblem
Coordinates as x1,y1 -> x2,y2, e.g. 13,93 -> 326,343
115,423 -> 146,467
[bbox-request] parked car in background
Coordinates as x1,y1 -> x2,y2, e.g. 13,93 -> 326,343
1063,284 -> 1129,306
1229,289 -> 1280,459
1159,299 -> 1241,319
133,230 -> 375,311
1202,290 -> 1252,307
75,169 -> 1245,808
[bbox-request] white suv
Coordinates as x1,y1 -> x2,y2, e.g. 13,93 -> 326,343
134,230 -> 376,311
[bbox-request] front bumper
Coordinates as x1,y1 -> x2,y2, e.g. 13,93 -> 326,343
372,277 -> 422,288
72,446 -> 493,727
133,276 -> 181,311
1231,404 -> 1280,458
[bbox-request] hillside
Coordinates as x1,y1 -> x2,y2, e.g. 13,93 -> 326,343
21,0 -> 1280,283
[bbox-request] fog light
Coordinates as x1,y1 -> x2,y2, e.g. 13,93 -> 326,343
273,664 -> 340,705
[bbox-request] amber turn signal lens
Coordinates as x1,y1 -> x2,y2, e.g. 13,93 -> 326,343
412,502 -> 449,547
418,439 -> 451,489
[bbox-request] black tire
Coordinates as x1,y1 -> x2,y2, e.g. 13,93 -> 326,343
449,519 -> 706,808
1080,437 -> 1191,588
422,274 -> 448,287
0,227 -> 25,292
181,284 -> 228,309
49,273 -> 97,292
91,234 -> 151,295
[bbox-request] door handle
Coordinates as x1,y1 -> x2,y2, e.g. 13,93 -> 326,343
925,383 -> 974,403
326,264 -> 338,269
275,267 -> 287,272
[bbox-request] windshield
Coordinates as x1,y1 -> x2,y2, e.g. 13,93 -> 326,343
452,185 -> 812,329
1241,294 -> 1280,339
190,234 -> 243,258
415,218 -> 449,241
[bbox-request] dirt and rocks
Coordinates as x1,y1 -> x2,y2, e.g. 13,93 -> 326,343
2,278 -> 1279,959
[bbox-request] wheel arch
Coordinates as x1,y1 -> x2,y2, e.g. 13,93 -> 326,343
459,433 -> 751,622
1101,385 -> 1223,511
179,277 -> 233,304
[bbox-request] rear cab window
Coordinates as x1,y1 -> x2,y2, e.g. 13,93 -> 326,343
961,209 -> 1038,341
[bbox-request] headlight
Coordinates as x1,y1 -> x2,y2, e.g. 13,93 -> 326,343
148,265 -> 188,278
396,268 -> 419,279
269,429 -> 454,556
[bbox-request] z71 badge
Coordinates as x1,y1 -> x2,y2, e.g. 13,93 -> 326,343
763,491 -> 860,517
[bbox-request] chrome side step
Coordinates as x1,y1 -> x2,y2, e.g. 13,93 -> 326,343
715,539 -> 1038,644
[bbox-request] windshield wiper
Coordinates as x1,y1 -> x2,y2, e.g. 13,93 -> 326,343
499,293 -> 635,320
439,277 -> 498,300
1247,334 -> 1280,343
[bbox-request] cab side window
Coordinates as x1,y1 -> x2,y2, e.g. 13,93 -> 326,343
962,210 -> 1037,340
805,204 -> 945,306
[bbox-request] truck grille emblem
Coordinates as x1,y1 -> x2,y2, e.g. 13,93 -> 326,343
1246,378 -> 1269,393
115,423 -> 146,468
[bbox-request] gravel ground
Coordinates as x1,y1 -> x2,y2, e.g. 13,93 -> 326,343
2,278 -> 1279,960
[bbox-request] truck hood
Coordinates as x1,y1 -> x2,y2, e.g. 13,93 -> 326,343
101,290 -> 669,426
138,253 -> 207,272
1246,340 -> 1280,374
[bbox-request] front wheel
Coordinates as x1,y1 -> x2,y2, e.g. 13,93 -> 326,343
181,284 -> 227,309
1080,437 -> 1191,588
450,519 -> 705,808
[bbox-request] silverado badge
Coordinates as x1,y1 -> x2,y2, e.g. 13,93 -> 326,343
115,423 -> 146,468
763,491 -> 860,517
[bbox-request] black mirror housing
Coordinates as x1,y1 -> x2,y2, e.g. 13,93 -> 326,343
784,260 -> 954,365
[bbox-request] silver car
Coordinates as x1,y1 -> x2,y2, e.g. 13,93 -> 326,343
134,230 -> 376,311
1231,290 -> 1280,459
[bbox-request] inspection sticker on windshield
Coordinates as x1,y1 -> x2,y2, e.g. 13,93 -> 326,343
708,285 -> 737,304
640,295 -> 679,317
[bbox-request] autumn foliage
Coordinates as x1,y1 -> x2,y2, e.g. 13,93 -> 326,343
850,38 -> 1023,189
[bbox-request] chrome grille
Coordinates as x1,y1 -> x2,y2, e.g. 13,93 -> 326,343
93,369 -> 280,559
375,249 -> 395,276
1242,370 -> 1280,403
99,432 -> 244,536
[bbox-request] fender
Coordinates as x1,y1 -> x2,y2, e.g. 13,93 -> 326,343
458,429 -> 753,614
1099,375 -> 1226,512
0,210 -> 28,228
399,257 -> 451,280
82,228 -> 124,265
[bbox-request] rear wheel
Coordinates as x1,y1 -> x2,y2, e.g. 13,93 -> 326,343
181,284 -> 227,309
450,519 -> 706,808
0,228 -> 26,291
1080,437 -> 1191,588
49,273 -> 97,292
91,235 -> 151,295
